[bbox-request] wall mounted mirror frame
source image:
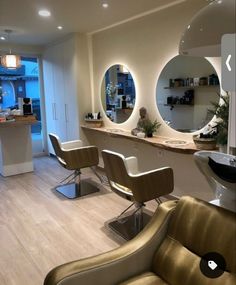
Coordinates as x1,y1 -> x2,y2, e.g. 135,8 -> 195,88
156,55 -> 220,133
101,64 -> 136,124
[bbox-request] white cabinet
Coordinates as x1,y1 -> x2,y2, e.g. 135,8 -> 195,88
43,36 -> 79,154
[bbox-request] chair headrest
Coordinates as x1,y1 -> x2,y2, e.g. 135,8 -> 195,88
168,196 -> 236,272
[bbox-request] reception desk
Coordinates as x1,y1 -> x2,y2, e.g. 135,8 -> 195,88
0,119 -> 36,176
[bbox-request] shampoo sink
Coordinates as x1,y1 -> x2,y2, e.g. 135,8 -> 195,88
194,151 -> 236,212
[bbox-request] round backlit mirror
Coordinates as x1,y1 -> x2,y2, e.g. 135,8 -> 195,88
101,64 -> 136,123
156,55 -> 220,132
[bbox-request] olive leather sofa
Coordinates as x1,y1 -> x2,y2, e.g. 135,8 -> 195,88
44,196 -> 236,285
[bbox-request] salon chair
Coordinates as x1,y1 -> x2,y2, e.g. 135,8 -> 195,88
101,150 -> 174,240
44,196 -> 236,285
49,133 -> 101,199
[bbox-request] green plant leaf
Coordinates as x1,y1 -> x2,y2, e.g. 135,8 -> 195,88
208,92 -> 229,145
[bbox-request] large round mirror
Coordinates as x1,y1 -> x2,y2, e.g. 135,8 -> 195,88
101,64 -> 136,123
156,55 -> 220,132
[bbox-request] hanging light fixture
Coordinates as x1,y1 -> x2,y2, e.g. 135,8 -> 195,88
1,29 -> 21,69
179,0 -> 235,57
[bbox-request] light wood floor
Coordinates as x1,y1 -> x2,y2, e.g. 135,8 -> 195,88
0,156 -> 158,285
0,155 -> 215,285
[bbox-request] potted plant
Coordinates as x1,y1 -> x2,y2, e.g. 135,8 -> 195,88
142,119 -> 161,137
208,92 -> 229,150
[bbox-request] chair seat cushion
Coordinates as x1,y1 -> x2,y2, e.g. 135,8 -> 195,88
119,272 -> 168,285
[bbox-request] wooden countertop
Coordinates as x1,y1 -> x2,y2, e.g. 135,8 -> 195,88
0,119 -> 37,128
81,125 -> 199,154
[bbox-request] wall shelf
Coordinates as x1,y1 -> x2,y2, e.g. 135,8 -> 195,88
164,104 -> 194,107
164,85 -> 219,89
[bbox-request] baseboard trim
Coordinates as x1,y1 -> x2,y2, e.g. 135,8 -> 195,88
1,162 -> 34,177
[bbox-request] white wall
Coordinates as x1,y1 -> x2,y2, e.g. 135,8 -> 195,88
229,92 -> 236,153
82,0 -> 222,198
90,0 -> 222,141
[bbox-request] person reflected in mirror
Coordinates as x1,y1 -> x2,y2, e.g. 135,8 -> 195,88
131,107 -> 149,136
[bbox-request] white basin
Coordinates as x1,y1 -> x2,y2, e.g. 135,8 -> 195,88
194,151 -> 236,212
105,128 -> 125,133
164,139 -> 188,146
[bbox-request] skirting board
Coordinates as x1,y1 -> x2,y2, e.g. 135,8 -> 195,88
0,161 -> 34,177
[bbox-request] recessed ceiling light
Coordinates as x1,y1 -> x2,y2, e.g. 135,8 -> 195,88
38,9 -> 51,17
0,36 -> 6,40
57,26 -> 63,30
102,3 -> 109,8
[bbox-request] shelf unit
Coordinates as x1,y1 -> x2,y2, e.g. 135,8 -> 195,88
164,104 -> 194,107
164,85 -> 219,89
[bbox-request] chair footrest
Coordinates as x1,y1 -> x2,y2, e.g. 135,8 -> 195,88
55,179 -> 99,199
108,211 -> 152,240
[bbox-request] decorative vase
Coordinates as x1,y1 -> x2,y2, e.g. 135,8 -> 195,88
193,136 -> 217,150
146,132 -> 153,138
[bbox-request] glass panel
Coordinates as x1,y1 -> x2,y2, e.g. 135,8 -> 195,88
101,64 -> 136,123
156,55 -> 220,133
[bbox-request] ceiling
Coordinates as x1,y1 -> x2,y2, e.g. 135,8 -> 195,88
0,0 -> 184,46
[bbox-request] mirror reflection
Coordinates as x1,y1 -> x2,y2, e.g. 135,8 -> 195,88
101,64 -> 136,123
156,55 -> 220,133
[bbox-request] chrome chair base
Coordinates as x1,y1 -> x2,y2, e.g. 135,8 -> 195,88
108,211 -> 151,240
55,179 -> 99,199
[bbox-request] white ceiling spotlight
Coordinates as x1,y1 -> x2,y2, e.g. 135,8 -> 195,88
102,2 -> 109,8
38,9 -> 51,17
57,26 -> 63,30
0,36 -> 6,40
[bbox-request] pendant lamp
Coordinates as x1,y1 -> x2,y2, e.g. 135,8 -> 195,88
179,0 -> 236,57
1,30 -> 21,69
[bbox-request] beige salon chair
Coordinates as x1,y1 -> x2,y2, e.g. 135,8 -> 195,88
49,133 -> 101,199
44,196 -> 236,285
101,150 -> 174,240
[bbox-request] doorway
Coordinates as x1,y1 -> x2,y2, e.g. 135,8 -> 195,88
0,56 -> 45,155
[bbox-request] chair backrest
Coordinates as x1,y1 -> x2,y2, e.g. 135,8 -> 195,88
153,196 -> 236,285
49,133 -> 63,158
49,133 -> 66,167
102,150 -> 174,203
102,150 -> 132,190
49,133 -> 99,170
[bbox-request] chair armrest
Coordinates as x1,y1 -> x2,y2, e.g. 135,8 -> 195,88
44,200 -> 177,285
130,167 -> 174,203
61,140 -> 83,150
124,156 -> 139,174
62,146 -> 99,169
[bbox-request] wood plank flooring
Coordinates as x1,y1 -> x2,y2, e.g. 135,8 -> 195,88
0,155 -> 214,285
0,156 -> 158,285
